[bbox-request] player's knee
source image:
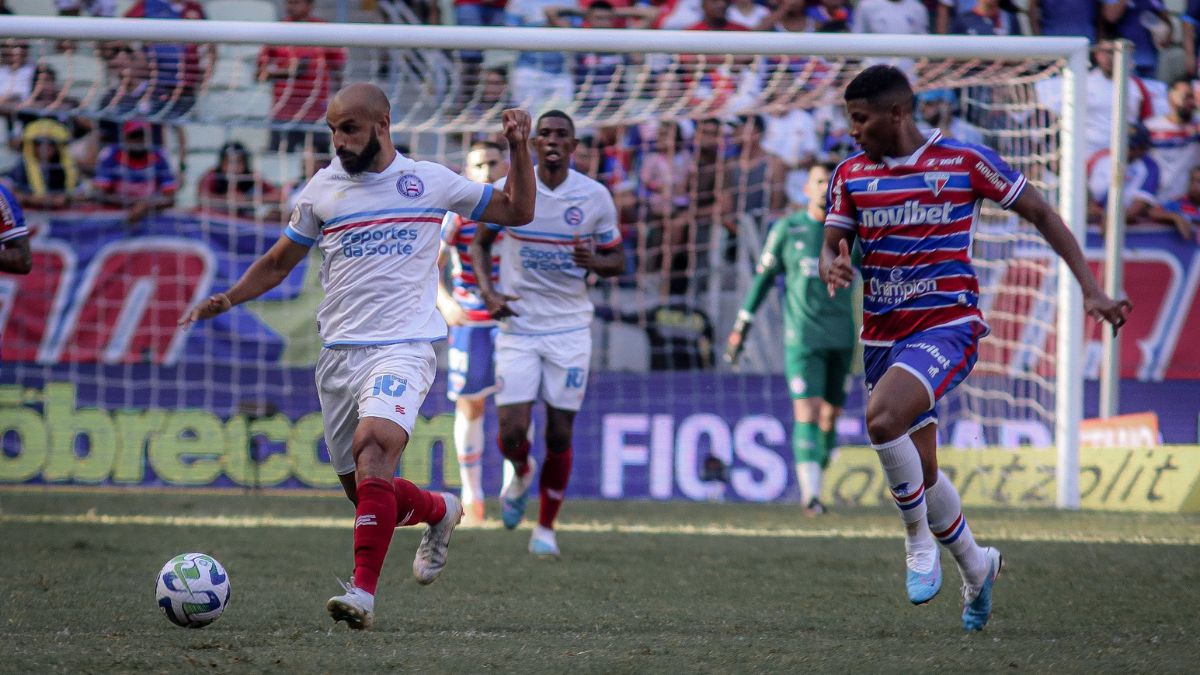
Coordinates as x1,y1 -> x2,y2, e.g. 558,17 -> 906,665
865,405 -> 907,444
497,425 -> 529,452
544,427 -> 572,453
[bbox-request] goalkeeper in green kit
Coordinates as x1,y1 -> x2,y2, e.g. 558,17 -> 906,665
725,161 -> 856,515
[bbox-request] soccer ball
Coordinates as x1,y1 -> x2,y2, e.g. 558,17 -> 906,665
154,553 -> 231,628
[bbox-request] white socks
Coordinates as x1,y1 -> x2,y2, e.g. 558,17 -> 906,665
873,434 -> 936,571
796,461 -> 822,505
453,412 -> 485,506
924,470 -> 986,578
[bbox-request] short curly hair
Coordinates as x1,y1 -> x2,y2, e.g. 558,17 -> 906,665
844,64 -> 914,109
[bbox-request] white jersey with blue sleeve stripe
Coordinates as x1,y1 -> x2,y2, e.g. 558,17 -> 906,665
489,169 -> 621,335
285,153 -> 493,348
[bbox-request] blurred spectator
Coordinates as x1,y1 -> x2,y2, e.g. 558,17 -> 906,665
726,0 -> 768,29
0,40 -> 34,108
124,0 -> 214,120
1102,0 -> 1172,79
0,1 -> 10,13
6,118 -> 84,210
762,108 -> 818,209
1027,0 -> 1102,41
653,0 -> 703,29
1182,0 -> 1200,77
1146,77 -> 1200,202
547,1 -> 649,113
469,66 -> 511,114
761,0 -> 808,32
506,0 -> 574,107
197,142 -> 282,220
57,0 -> 115,15
574,125 -> 635,213
1037,35 -> 1155,156
951,0 -> 1018,36
915,89 -> 985,145
1155,165 -> 1200,239
454,0 -> 502,71
852,0 -> 930,35
672,117 -> 727,294
726,114 -> 785,221
93,120 -> 176,223
1087,123 -> 1160,226
258,0 -> 346,153
637,119 -> 691,281
924,0 -> 954,34
805,0 -> 852,32
687,0 -> 747,31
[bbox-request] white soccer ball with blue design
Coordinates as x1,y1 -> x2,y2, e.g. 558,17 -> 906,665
154,553 -> 231,628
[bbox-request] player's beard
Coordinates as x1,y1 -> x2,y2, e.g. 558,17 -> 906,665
339,132 -> 382,175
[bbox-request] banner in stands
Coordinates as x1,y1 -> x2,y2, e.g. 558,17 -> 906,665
2,214 -> 1199,511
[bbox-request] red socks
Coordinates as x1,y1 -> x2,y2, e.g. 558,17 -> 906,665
499,435 -> 532,476
392,478 -> 447,527
538,447 -> 572,529
352,478 -> 398,595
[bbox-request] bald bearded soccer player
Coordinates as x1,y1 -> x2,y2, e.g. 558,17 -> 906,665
181,83 -> 536,630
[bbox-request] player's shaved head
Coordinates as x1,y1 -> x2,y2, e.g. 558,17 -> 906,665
329,82 -> 391,121
844,65 -> 915,113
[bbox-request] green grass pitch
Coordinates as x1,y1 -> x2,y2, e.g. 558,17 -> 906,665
2,488 -> 1198,673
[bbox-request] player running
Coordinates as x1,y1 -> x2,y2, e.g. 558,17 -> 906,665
180,83 -> 535,629
469,110 -> 625,557
725,161 -> 854,516
436,140 -> 510,526
820,65 -> 1130,631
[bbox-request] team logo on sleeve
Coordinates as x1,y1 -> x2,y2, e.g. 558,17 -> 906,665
924,172 -> 950,197
563,206 -> 584,226
396,174 -> 425,198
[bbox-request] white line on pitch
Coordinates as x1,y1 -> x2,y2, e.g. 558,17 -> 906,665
1,512 -> 1195,546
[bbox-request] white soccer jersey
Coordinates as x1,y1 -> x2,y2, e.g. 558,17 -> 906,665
490,169 -> 621,335
285,153 -> 493,348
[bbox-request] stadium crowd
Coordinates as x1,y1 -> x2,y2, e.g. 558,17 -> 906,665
2,0 -> 1200,294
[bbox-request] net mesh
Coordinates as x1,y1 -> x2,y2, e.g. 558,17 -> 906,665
0,29 -> 1070,494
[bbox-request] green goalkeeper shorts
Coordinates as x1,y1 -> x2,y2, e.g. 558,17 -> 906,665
784,345 -> 853,406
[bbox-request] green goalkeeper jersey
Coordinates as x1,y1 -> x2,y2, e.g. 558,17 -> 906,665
739,211 -> 856,351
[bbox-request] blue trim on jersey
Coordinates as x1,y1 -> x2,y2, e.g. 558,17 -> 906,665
846,173 -> 972,193
861,259 -> 972,277
864,292 -> 979,314
284,225 -> 315,247
323,207 -> 448,228
499,325 -> 590,337
470,184 -> 494,221
322,335 -> 447,348
868,231 -> 973,253
508,229 -> 592,241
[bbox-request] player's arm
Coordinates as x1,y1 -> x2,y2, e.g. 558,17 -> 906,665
476,110 -> 535,227
725,220 -> 785,363
819,226 -> 856,298
1009,188 -> 1132,331
572,239 -> 624,278
435,243 -> 467,326
0,234 -> 32,274
469,224 -> 518,319
179,234 -> 309,326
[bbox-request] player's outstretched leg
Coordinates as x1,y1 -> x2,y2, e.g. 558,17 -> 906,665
327,476 -> 397,629
497,412 -> 537,529
873,434 -> 940,604
390,478 -> 462,585
453,400 -> 487,525
962,546 -> 1003,631
530,445 -> 572,557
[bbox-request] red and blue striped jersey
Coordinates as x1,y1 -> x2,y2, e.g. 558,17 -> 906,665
826,130 -> 1027,346
0,183 -> 28,244
440,213 -> 502,323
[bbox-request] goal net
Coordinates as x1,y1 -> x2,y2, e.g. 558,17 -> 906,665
0,17 -> 1089,506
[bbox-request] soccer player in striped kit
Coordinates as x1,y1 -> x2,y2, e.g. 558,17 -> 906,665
437,140 -> 510,525
470,110 -> 625,557
821,65 -> 1131,631
181,83 -> 535,629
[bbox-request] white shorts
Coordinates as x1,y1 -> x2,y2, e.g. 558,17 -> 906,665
494,329 -> 591,411
315,342 -> 437,475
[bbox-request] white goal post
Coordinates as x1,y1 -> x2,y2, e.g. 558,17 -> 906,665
0,16 -> 1092,507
